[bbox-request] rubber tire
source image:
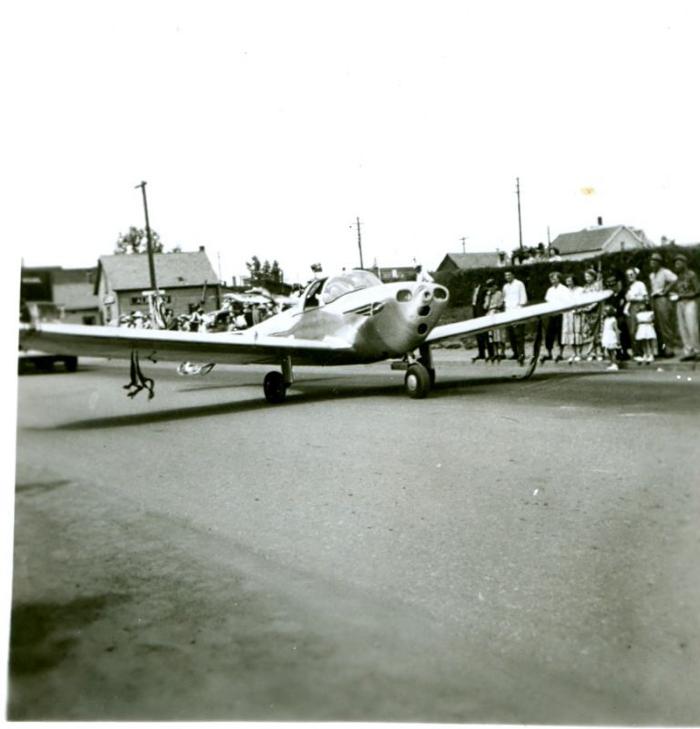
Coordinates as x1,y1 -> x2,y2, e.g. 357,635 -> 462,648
64,356 -> 78,372
405,363 -> 431,399
35,359 -> 54,372
263,371 -> 287,404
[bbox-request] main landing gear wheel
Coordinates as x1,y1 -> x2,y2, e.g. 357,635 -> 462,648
405,362 -> 431,399
263,371 -> 287,404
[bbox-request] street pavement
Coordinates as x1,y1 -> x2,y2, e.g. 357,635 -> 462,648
9,354 -> 700,722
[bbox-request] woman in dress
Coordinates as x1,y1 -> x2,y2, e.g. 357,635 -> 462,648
581,268 -> 604,360
561,274 -> 586,362
483,278 -> 505,361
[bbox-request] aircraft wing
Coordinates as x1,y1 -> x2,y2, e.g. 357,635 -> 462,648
18,322 -> 353,367
424,290 -> 611,345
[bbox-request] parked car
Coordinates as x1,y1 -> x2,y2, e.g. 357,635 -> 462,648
19,301 -> 78,373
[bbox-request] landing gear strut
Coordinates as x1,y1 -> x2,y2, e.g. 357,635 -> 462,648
263,356 -> 294,404
418,343 -> 436,387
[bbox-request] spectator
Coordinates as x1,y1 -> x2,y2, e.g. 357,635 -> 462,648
502,270 -> 528,364
624,267 -> 648,358
670,254 -> 699,361
542,271 -> 568,362
189,306 -> 204,332
547,246 -> 562,262
471,279 -> 489,361
581,268 -> 604,361
415,265 -> 434,283
483,278 -> 505,361
634,301 -> 657,364
561,274 -> 585,362
601,304 -> 621,370
648,252 -> 678,358
605,274 -> 632,360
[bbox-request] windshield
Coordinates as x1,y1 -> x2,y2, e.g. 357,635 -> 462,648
320,270 -> 382,304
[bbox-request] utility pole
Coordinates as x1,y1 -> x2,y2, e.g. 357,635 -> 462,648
516,177 -> 523,250
355,216 -> 364,269
135,181 -> 157,290
460,236 -> 467,253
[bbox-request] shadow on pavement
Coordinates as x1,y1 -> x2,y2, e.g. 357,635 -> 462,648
32,369 -> 625,431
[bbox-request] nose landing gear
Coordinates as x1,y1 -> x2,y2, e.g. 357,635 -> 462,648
401,343 -> 435,398
405,362 -> 431,398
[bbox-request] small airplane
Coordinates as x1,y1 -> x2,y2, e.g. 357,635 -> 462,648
19,269 -> 610,403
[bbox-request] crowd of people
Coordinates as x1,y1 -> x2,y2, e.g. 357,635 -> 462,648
470,251 -> 699,369
118,299 -> 280,332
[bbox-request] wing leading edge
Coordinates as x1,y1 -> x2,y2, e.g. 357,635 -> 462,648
425,290 -> 611,345
19,322 -> 353,367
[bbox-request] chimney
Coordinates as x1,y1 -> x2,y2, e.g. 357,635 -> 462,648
199,245 -> 205,252
597,216 -> 603,226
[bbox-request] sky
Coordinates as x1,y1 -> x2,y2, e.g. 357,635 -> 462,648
3,0 -> 700,285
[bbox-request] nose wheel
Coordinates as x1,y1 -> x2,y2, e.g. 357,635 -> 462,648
405,362 -> 431,399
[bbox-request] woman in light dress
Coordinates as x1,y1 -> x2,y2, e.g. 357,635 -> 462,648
561,274 -> 589,362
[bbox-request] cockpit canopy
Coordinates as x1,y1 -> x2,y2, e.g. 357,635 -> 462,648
319,270 -> 382,305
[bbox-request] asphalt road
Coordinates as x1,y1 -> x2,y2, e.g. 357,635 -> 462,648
10,354 -> 700,722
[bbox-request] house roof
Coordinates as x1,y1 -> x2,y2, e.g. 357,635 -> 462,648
438,252 -> 503,270
96,251 -> 218,292
548,225 -> 654,256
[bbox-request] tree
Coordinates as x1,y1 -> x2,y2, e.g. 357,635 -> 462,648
115,226 -> 164,255
246,256 -> 284,286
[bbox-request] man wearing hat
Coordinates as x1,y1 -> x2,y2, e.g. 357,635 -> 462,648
670,253 -> 699,361
648,252 -> 678,357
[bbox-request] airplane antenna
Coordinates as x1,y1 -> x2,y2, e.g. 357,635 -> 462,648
135,181 -> 158,290
516,177 -> 523,251
356,217 -> 364,269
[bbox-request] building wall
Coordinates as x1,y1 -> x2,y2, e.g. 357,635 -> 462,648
604,229 -> 646,254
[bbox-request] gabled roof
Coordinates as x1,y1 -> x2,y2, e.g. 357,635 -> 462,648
96,251 -> 218,292
437,252 -> 503,271
550,225 -> 649,256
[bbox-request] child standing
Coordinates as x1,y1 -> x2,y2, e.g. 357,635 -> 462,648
634,302 -> 657,364
601,304 -> 621,370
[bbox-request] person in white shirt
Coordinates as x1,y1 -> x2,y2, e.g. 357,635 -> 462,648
415,265 -> 434,283
542,271 -> 570,362
502,271 -> 528,363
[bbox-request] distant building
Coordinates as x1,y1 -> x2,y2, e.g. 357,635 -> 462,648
435,251 -> 507,273
95,250 -> 219,324
52,268 -> 100,325
550,225 -> 653,261
20,266 -> 100,324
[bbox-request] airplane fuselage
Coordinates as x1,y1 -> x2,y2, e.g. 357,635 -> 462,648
251,279 -> 450,363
